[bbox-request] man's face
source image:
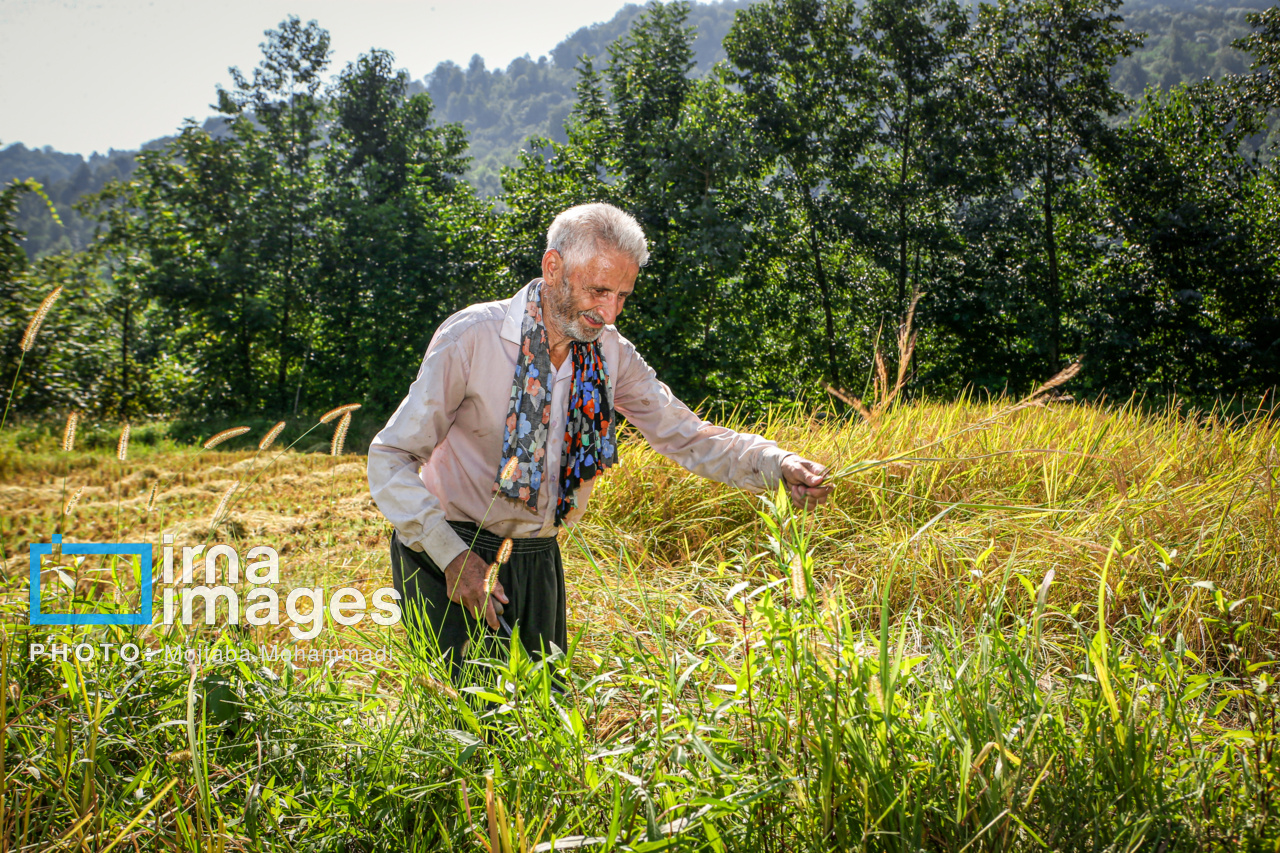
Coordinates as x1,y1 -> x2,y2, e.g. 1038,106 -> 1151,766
542,247 -> 638,344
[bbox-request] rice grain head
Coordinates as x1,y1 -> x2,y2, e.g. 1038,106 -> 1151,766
63,486 -> 83,515
497,538 -> 513,565
331,412 -> 352,456
500,456 -> 520,482
211,481 -> 239,527
320,403 -> 361,424
203,426 -> 251,450
20,285 -> 63,352
1028,362 -> 1082,400
259,420 -> 286,451
116,423 -> 131,462
62,411 -> 78,452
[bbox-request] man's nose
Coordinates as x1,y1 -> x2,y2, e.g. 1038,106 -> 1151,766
597,293 -> 622,324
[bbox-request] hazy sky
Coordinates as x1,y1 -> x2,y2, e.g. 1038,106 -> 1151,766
1,0 -> 638,156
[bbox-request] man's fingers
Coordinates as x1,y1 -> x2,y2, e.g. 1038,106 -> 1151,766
491,579 -> 509,605
803,459 -> 829,485
485,599 -> 500,631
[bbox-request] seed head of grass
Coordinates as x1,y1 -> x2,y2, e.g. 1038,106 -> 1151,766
331,412 -> 351,456
203,426 -> 250,449
412,674 -> 460,701
483,562 -> 499,600
63,486 -> 83,515
116,423 -> 130,462
1028,361 -> 1082,400
20,285 -> 62,352
497,538 -> 513,565
61,411 -> 78,452
320,403 -> 361,424
789,552 -> 807,601
500,456 -> 520,482
166,749 -> 192,763
146,482 -> 159,514
211,481 -> 239,527
259,421 -> 286,451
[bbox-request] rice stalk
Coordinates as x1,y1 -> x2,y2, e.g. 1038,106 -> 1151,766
824,289 -> 921,428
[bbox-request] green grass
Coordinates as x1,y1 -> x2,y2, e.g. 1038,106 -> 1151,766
0,398 -> 1277,851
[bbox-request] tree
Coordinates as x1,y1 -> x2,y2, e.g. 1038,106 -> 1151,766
217,16 -> 333,412
317,48 -> 498,413
972,0 -> 1142,367
726,0 -> 877,387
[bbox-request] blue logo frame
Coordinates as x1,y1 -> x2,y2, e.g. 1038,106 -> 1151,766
29,535 -> 153,625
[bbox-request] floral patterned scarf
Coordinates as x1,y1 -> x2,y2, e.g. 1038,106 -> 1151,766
495,281 -> 617,525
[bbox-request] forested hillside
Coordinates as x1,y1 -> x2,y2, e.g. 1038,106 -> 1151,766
2,0 -> 1272,258
2,0 -> 1278,424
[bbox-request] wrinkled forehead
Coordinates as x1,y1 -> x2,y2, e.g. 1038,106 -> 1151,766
564,247 -> 640,286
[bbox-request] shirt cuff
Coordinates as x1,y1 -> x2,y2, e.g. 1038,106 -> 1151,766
406,521 -> 469,571
759,447 -> 797,491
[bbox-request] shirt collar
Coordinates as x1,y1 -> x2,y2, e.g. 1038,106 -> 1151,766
500,279 -> 539,345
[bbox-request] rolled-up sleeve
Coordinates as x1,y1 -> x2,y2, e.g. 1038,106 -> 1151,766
611,336 -> 794,493
367,328 -> 470,570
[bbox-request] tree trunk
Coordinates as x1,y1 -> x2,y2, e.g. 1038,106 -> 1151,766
896,88 -> 913,317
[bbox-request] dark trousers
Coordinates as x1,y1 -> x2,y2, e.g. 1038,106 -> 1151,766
389,521 -> 566,681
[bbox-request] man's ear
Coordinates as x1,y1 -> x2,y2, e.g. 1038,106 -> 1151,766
542,249 -> 563,284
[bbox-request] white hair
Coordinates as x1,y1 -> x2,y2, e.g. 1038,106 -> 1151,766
546,202 -> 650,271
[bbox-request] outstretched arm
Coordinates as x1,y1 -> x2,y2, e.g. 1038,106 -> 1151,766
611,338 -> 831,507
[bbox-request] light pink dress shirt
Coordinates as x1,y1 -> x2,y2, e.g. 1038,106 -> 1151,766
366,280 -> 796,570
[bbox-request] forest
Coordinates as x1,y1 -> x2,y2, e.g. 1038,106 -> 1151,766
2,0 -> 1278,428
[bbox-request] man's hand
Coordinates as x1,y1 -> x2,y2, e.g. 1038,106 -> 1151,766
443,550 -> 509,631
781,455 -> 833,510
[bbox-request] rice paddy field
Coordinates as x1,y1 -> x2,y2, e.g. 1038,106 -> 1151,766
0,397 -> 1277,851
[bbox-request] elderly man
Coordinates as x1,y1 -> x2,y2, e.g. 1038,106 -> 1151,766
368,202 -> 831,675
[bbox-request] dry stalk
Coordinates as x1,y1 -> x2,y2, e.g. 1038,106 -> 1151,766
826,290 -> 922,428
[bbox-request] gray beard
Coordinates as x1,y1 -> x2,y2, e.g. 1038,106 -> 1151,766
544,282 -> 604,343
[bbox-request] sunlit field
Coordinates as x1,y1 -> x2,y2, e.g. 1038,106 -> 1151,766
0,398 -> 1277,851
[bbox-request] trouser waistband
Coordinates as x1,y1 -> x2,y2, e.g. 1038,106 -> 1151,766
447,520 -> 559,555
